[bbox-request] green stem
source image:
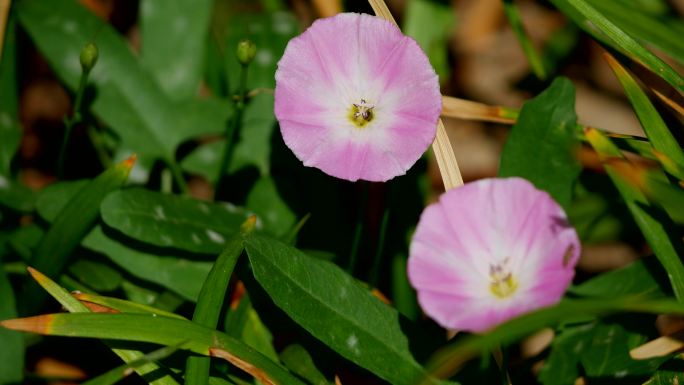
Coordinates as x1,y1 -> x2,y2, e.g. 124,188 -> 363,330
167,160 -> 189,195
215,64 -> 249,200
347,183 -> 369,274
502,0 -> 546,80
370,206 -> 390,287
58,71 -> 89,177
86,126 -> 112,168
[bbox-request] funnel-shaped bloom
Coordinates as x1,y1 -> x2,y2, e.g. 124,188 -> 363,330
408,177 -> 580,332
275,13 -> 441,182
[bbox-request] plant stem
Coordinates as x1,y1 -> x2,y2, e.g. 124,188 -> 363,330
167,160 -> 189,195
347,182 -> 369,274
370,206 -> 390,287
58,70 -> 89,178
86,126 -> 112,169
215,63 -> 249,200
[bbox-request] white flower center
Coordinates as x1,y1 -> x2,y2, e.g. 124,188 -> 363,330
489,257 -> 518,299
348,98 -> 375,128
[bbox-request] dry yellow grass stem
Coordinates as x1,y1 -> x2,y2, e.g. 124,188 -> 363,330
653,89 -> 684,118
630,328 -> 684,359
442,96 -> 516,124
368,0 -> 464,190
0,0 -> 11,61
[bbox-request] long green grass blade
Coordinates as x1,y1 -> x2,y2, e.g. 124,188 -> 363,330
22,156 -> 134,314
426,297 -> 684,380
548,0 -> 684,93
605,54 -> 684,179
26,267 -> 180,385
585,128 -> 684,300
501,0 -> 546,79
82,343 -> 187,385
185,218 -> 254,385
0,313 -> 305,385
72,293 -> 186,320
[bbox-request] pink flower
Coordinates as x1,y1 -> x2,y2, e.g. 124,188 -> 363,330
408,177 -> 580,332
274,13 -> 441,182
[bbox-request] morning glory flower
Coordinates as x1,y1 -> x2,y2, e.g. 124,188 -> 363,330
274,13 -> 441,182
408,177 -> 580,332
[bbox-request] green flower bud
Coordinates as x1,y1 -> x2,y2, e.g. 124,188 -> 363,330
80,42 -> 99,73
236,39 -> 256,66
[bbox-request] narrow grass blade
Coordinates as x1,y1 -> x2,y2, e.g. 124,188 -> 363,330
27,267 -> 180,385
501,0 -> 546,79
72,293 -> 186,320
548,0 -> 684,93
0,313 -> 305,385
82,343 -> 187,385
425,297 -> 684,380
22,156 -> 135,314
605,54 -> 684,179
585,128 -> 684,300
185,217 -> 255,385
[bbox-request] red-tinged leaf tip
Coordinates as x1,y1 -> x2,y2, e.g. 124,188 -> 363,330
122,154 -> 137,169
26,266 -> 46,282
209,348 -> 276,385
241,215 -> 257,234
0,315 -> 54,335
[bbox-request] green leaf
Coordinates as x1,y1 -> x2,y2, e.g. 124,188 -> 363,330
72,292 -> 186,320
585,128 -> 684,300
100,188 -> 248,254
246,177 -> 296,238
0,255 -> 23,385
26,268 -> 180,385
0,181 -> 36,213
244,235 -> 437,385
0,16 -> 21,178
538,323 -> 588,385
181,141 -> 222,183
499,77 -> 581,209
82,343 -> 187,385
83,226 -> 212,301
403,0 -> 454,83
605,55 -> 684,178
225,292 -> 279,362
186,222 -> 251,385
647,359 -> 684,385
23,157 -> 134,314
547,0 -> 684,92
0,313 -> 306,385
36,180 -> 89,222
139,0 -> 213,99
230,93 -> 276,175
68,259 -> 123,293
280,345 -> 330,385
579,320 -> 664,378
427,297 -> 684,379
570,257 -> 670,299
17,0 -> 227,163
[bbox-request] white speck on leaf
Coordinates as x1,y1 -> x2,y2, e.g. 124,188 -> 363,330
63,21 -> 77,34
206,229 -> 225,244
346,334 -> 360,355
614,370 -> 628,378
0,175 -> 8,189
0,112 -> 11,127
198,203 -> 210,214
161,235 -> 173,245
154,205 -> 166,220
192,233 -> 202,244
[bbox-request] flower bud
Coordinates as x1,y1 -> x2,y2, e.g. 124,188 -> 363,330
236,39 -> 256,66
80,43 -> 99,73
